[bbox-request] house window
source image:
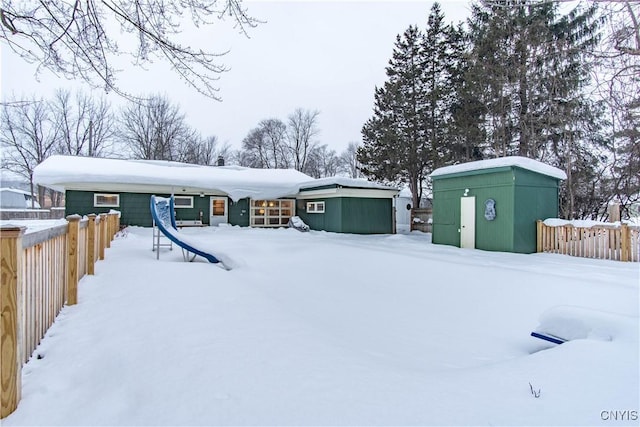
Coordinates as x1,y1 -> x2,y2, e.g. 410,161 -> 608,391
250,199 -> 295,227
94,193 -> 119,207
306,201 -> 325,213
174,195 -> 194,209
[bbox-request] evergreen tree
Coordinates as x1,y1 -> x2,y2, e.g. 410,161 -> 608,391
447,21 -> 486,163
359,25 -> 428,207
464,1 -> 604,218
359,4 -> 455,207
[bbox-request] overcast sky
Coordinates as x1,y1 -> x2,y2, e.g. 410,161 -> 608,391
0,1 -> 472,155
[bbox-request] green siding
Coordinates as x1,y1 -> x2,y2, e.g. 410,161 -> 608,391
298,198 -> 342,233
512,168 -> 560,253
432,169 -> 516,251
298,197 -> 393,234
175,196 -> 209,224
66,191 -> 215,227
66,190 -> 396,234
341,198 -> 393,234
432,165 -> 560,253
229,198 -> 250,227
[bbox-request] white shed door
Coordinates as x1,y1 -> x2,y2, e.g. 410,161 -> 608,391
460,196 -> 475,249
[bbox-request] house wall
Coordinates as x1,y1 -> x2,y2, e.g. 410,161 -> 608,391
298,197 -> 393,234
341,198 -> 394,234
297,198 -> 343,233
229,198 -> 250,227
66,191 -> 213,227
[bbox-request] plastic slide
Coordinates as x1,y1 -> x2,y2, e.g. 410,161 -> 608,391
150,195 -> 229,269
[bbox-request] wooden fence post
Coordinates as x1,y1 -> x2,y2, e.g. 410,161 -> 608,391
66,215 -> 81,305
536,220 -> 543,253
108,212 -> 118,241
87,214 -> 96,275
99,213 -> 107,260
621,223 -> 630,262
105,214 -> 112,249
1,226 -> 25,418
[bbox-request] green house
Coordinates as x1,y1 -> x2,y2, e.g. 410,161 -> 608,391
34,156 -> 398,234
430,157 -> 566,254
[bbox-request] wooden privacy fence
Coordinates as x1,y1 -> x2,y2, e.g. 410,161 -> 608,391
411,208 -> 433,233
536,220 -> 639,262
1,212 -> 120,418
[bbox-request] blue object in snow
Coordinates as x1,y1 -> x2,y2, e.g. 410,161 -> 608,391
150,195 -> 227,268
530,331 -> 566,345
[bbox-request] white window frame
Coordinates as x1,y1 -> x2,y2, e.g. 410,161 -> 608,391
173,195 -> 194,209
306,201 -> 325,213
250,199 -> 295,227
94,193 -> 120,208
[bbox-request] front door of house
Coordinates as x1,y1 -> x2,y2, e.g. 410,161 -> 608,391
210,196 -> 228,226
460,196 -> 475,249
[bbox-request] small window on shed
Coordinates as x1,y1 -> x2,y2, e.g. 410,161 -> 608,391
94,193 -> 119,207
174,195 -> 194,208
306,201 -> 325,213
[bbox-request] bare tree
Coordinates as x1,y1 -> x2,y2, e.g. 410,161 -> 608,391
305,144 -> 339,178
238,118 -> 290,168
0,96 -> 59,207
287,108 -> 320,172
52,89 -> 116,157
261,118 -> 291,168
183,135 -> 231,165
339,141 -> 362,178
0,1 -> 258,100
119,94 -> 195,161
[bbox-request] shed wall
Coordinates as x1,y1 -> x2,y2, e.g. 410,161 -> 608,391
432,165 -> 560,253
432,169 -> 515,251
512,169 -> 560,253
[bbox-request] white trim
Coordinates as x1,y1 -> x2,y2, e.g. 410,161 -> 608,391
297,187 -> 398,199
210,196 -> 228,226
306,201 -> 325,213
250,199 -> 295,227
93,193 -> 120,207
173,195 -> 194,209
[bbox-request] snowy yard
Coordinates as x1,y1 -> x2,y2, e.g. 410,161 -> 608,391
4,226 -> 639,426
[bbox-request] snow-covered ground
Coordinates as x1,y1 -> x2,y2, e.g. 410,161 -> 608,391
4,226 -> 639,426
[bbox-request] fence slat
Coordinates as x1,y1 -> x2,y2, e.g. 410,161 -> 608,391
537,222 -> 638,262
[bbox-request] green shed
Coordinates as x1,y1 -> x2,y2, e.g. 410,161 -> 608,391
296,178 -> 398,234
430,157 -> 566,254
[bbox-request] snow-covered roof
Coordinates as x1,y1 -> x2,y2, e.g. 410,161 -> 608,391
430,157 -> 567,180
299,177 -> 397,192
34,156 -> 313,202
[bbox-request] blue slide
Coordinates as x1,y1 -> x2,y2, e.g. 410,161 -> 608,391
150,195 -> 229,269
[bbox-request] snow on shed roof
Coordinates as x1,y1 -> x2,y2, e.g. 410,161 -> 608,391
34,156 -> 313,202
299,176 -> 397,191
430,156 -> 567,180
